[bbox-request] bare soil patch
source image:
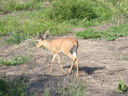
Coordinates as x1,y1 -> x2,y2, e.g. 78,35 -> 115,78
0,36 -> 128,96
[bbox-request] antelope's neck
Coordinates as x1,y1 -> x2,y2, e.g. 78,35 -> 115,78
43,40 -> 52,50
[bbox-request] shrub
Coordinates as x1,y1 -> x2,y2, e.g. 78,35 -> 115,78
0,77 -> 26,96
47,0 -> 113,24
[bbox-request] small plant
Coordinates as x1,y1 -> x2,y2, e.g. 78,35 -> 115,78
0,55 -> 31,66
116,80 -> 128,93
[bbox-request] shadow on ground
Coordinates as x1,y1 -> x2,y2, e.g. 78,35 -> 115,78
25,74 -> 69,96
64,66 -> 105,75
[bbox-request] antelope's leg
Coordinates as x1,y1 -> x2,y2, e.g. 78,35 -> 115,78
69,59 -> 76,74
63,52 -> 76,74
57,54 -> 64,74
49,54 -> 56,74
75,59 -> 79,78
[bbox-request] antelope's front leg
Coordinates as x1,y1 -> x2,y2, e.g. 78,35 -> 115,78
56,54 -> 65,75
48,54 -> 56,74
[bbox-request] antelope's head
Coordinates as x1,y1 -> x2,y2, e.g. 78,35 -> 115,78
36,31 -> 49,48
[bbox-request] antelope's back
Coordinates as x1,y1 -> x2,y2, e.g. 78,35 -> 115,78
51,37 -> 78,52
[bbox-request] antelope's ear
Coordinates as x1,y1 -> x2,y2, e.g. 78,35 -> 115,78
37,32 -> 43,40
43,30 -> 49,39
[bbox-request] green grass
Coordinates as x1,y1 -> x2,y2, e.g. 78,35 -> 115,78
0,55 -> 30,66
0,11 -> 71,36
0,0 -> 43,12
0,77 -> 26,96
76,22 -> 128,41
0,0 -> 128,44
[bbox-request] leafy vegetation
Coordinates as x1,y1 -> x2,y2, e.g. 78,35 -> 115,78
48,0 -> 112,21
76,23 -> 128,41
0,77 -> 26,96
0,0 -> 128,44
0,55 -> 31,66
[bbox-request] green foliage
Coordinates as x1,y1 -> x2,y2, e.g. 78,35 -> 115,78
0,0 -> 128,44
0,55 -> 30,66
116,80 -> 128,93
0,11 -> 71,38
76,22 -> 128,40
0,77 -> 26,96
48,0 -> 113,25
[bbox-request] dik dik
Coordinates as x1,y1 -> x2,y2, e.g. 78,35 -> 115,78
36,31 -> 79,78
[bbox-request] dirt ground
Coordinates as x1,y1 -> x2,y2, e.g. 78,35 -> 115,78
0,35 -> 128,96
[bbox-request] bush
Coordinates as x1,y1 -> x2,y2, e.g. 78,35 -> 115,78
0,77 -> 26,96
47,0 -> 113,23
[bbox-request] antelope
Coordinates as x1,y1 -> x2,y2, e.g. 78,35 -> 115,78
36,31 -> 79,78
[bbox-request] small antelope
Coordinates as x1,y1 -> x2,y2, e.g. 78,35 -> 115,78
36,31 -> 79,78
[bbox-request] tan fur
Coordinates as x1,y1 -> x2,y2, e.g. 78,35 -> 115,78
36,33 -> 79,78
